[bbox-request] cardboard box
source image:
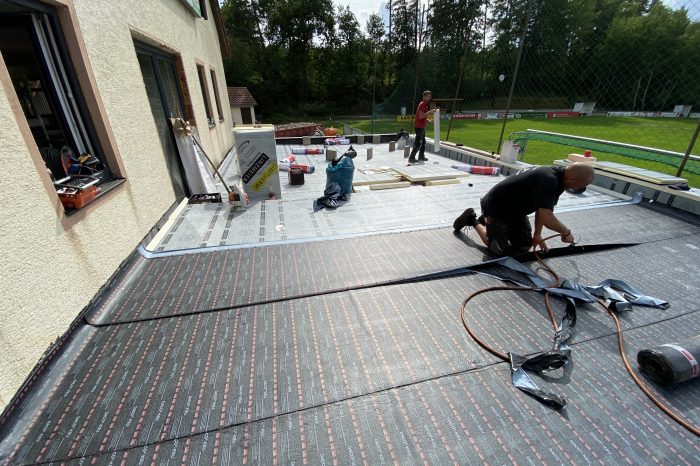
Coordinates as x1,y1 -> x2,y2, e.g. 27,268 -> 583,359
233,125 -> 282,201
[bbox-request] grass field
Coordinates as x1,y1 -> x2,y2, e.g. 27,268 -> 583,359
329,116 -> 699,187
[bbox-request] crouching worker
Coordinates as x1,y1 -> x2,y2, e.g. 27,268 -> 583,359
453,163 -> 595,255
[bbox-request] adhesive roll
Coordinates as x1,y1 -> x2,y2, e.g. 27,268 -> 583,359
278,155 -> 297,171
289,163 -> 315,174
451,164 -> 500,176
637,335 -> 700,384
292,148 -> 322,155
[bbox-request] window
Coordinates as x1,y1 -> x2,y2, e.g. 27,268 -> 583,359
179,0 -> 208,20
136,42 -> 190,199
0,0 -> 120,211
196,63 -> 214,127
209,69 -> 223,122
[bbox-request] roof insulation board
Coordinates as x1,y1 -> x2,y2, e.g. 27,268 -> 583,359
147,181 -> 630,252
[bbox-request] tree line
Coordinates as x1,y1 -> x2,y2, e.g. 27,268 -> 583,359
221,0 -> 700,121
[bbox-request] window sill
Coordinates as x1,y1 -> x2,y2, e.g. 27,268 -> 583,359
63,177 -> 126,216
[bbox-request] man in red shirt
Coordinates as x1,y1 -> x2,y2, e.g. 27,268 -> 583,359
408,90 -> 437,164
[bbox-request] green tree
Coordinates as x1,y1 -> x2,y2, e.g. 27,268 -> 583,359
221,0 -> 273,111
366,12 -> 386,105
391,0 -> 418,71
263,0 -> 335,100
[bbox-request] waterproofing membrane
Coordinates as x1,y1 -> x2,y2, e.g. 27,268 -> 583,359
2,233 -> 700,464
90,203 -> 698,325
2,202 -> 700,464
88,228 -> 498,325
4,310 -> 698,464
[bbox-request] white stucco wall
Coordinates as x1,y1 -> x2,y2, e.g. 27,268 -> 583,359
0,0 -> 232,411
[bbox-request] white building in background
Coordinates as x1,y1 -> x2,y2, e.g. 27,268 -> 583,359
0,0 -> 232,411
228,86 -> 258,125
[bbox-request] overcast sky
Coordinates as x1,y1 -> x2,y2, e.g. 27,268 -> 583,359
333,0 -> 388,29
218,1 -> 698,30
333,0 -> 699,33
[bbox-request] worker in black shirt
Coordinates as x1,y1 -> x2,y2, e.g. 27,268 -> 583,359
453,163 -> 595,255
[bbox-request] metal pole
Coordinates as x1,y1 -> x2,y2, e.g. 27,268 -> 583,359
496,0 -> 532,154
192,134 -> 232,194
447,21 -> 474,141
410,5 -> 426,129
676,117 -> 700,178
371,46 -> 377,135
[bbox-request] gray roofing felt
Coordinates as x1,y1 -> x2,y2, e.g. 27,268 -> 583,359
0,145 -> 698,464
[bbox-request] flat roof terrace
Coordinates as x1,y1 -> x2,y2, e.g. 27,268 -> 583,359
0,141 -> 698,464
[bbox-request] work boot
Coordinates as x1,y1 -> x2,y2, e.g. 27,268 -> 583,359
407,157 -> 417,164
417,156 -> 428,162
453,208 -> 478,231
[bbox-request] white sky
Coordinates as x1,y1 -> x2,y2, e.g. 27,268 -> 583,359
332,0 -> 388,30
334,0 -> 699,33
217,1 -> 698,33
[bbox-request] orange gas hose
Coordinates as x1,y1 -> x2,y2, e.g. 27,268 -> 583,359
460,232 -> 699,437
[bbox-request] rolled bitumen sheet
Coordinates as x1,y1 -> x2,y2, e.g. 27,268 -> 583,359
638,334 -> 700,384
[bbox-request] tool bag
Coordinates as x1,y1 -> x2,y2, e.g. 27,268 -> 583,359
326,150 -> 355,194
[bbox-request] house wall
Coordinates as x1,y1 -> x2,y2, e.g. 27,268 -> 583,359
0,0 -> 232,411
230,106 -> 257,125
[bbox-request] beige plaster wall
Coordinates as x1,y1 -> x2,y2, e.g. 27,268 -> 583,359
0,0 -> 232,412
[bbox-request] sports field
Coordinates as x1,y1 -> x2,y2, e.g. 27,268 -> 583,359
333,116 -> 699,187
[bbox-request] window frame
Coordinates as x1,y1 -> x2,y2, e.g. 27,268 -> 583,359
0,0 -> 126,217
195,62 -> 214,128
209,68 -> 224,122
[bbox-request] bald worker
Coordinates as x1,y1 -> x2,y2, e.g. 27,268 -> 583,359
453,163 -> 595,255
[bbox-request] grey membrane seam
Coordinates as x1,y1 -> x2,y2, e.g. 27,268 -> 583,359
55,307 -> 700,465
138,196 -> 642,259
92,241 -> 640,327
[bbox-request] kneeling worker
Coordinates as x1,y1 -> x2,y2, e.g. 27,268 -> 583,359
453,163 -> 595,255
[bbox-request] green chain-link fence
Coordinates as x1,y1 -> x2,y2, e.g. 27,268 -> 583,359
336,0 -> 700,184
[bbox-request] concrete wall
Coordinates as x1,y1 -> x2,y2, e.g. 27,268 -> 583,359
0,0 -> 232,411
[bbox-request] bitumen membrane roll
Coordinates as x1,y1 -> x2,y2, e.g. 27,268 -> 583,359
637,334 -> 700,384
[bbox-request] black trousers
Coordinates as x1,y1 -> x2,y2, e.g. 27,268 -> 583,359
409,127 -> 426,159
480,199 -> 532,255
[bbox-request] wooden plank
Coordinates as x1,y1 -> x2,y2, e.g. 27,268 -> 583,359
369,181 -> 411,190
352,167 -> 400,186
425,179 -> 461,186
592,162 -> 687,185
394,164 -> 470,183
558,159 -> 687,185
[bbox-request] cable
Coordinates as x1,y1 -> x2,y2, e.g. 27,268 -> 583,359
460,232 -> 700,437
